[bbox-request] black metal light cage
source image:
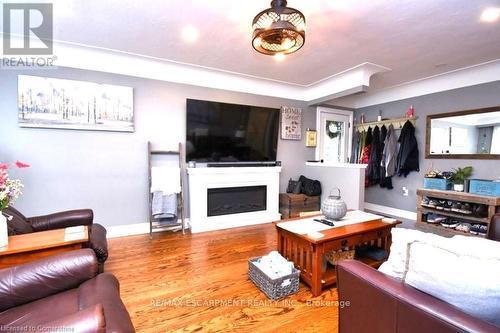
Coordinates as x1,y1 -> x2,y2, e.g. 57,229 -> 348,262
252,0 -> 306,55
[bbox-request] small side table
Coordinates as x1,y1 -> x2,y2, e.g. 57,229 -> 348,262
0,226 -> 89,269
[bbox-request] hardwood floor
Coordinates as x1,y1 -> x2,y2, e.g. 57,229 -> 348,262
106,223 -> 339,332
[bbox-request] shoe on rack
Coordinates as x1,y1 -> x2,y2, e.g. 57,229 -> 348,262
441,219 -> 458,228
426,213 -> 437,223
478,225 -> 488,236
443,201 -> 453,212
451,202 -> 462,213
427,199 -> 438,209
460,203 -> 473,215
455,223 -> 470,233
421,197 -> 431,207
427,214 -> 447,224
470,224 -> 481,235
473,204 -> 488,217
435,200 -> 446,210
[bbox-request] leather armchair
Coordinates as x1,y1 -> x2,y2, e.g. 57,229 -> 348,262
487,213 -> 500,241
4,206 -> 108,271
0,249 -> 134,333
336,260 -> 499,333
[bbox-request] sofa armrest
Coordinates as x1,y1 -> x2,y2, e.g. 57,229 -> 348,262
336,260 -> 499,333
487,213 -> 500,242
90,224 -> 108,264
29,209 -> 94,231
0,249 -> 98,312
34,304 -> 106,333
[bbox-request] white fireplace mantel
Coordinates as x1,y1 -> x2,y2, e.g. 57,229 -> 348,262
187,166 -> 282,233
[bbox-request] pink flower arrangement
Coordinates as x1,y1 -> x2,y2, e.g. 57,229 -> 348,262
0,161 -> 29,211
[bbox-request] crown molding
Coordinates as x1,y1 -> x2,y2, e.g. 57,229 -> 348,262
1,36 -> 390,103
3,36 -> 498,107
51,42 -> 391,103
334,59 -> 500,109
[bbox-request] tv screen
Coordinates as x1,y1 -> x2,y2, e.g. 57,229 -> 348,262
186,99 -> 279,163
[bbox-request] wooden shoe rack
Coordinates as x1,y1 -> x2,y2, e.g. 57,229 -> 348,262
416,188 -> 500,237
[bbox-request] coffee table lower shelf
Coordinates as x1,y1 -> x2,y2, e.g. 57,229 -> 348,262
297,257 -> 384,288
276,219 -> 400,296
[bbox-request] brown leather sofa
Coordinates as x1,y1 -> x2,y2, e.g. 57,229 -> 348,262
0,249 -> 134,333
336,214 -> 500,333
4,206 -> 108,271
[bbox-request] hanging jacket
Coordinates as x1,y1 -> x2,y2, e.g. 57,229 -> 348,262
361,127 -> 373,187
381,124 -> 398,177
360,127 -> 372,164
396,121 -> 419,177
380,124 -> 397,189
357,131 -> 366,163
379,125 -> 387,178
367,126 -> 381,185
351,130 -> 360,163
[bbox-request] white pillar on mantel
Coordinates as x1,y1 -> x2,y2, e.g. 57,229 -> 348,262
303,162 -> 367,210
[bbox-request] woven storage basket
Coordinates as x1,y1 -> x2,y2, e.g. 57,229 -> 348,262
248,257 -> 300,300
325,249 -> 355,266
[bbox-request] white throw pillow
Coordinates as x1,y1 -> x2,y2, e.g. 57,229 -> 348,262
447,235 -> 500,259
378,228 -> 445,279
404,241 -> 500,327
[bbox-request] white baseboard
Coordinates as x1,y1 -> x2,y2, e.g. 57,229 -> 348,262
106,219 -> 190,238
364,202 -> 417,221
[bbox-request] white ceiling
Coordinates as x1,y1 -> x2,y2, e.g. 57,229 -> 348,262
2,0 -> 500,92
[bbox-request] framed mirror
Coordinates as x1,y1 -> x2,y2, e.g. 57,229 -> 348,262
426,106 -> 500,159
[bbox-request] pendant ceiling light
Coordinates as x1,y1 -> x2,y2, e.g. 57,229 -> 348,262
252,0 -> 306,56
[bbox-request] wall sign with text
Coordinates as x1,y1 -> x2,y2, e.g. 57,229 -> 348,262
280,106 -> 302,140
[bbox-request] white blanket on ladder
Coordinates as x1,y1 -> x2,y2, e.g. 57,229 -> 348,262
151,166 -> 181,194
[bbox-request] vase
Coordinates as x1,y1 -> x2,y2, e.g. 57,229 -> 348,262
321,188 -> 347,221
0,213 -> 8,247
453,184 -> 464,192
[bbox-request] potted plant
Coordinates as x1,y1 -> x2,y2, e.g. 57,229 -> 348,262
0,161 -> 29,247
451,166 -> 473,192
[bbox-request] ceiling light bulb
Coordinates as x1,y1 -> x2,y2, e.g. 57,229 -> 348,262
182,26 -> 199,43
481,7 -> 500,23
281,38 -> 294,50
274,53 -> 285,62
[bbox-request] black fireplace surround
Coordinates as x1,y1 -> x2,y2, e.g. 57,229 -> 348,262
207,186 -> 267,217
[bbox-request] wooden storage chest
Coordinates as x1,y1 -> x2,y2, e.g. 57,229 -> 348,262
279,193 -> 320,219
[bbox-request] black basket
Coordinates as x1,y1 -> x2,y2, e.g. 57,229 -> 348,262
248,256 -> 300,300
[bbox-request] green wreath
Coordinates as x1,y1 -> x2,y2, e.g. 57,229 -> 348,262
326,121 -> 342,139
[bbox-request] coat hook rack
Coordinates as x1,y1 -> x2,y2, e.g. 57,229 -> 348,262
354,116 -> 418,132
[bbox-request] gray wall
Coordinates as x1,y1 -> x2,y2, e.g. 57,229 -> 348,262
0,68 -> 315,227
354,81 -> 500,212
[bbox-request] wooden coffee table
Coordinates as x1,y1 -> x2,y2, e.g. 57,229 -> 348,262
0,227 -> 89,269
276,215 -> 400,296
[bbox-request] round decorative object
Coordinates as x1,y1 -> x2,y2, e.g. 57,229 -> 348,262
252,0 -> 306,56
321,188 -> 347,221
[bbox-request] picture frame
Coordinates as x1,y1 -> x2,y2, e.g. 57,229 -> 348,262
280,106 -> 302,140
17,75 -> 134,132
305,129 -> 317,147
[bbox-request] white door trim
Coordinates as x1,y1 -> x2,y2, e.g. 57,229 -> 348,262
315,106 -> 354,162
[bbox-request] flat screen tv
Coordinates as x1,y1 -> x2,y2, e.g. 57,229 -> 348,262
186,99 -> 279,163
